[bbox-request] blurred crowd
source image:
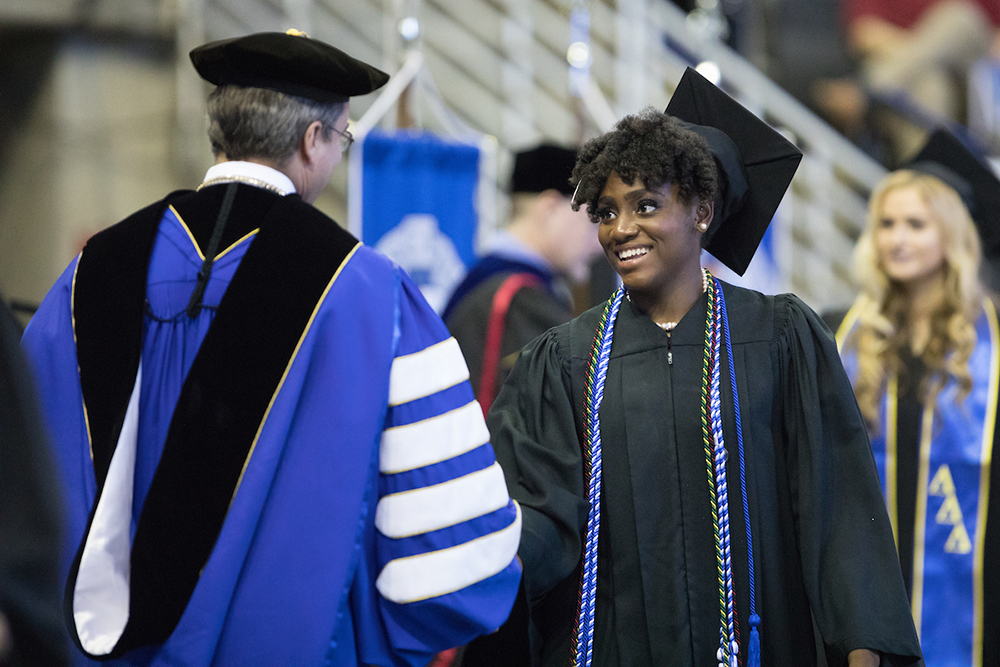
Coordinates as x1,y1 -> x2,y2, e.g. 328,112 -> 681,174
677,0 -> 1000,167
764,0 -> 1000,167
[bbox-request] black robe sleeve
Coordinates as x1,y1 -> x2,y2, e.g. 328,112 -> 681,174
487,326 -> 586,603
774,295 -> 921,665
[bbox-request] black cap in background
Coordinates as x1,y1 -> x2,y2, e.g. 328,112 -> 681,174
666,67 -> 802,276
190,30 -> 390,104
907,128 -> 1000,258
511,144 -> 578,196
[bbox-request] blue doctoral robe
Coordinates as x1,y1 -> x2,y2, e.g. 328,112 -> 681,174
21,183 -> 521,667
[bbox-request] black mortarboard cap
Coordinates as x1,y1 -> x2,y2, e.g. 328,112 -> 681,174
907,128 -> 1000,257
665,67 -> 802,276
190,31 -> 390,104
511,144 -> 578,196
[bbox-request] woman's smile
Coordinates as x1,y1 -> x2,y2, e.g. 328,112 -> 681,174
614,245 -> 652,263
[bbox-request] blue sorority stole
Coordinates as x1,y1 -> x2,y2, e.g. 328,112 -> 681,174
836,299 -> 999,666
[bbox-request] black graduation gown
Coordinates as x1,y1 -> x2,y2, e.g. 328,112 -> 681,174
488,283 -> 922,667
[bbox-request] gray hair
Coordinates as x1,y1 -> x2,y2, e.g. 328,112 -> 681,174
206,85 -> 347,162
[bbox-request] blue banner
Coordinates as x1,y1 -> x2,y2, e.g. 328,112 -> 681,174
351,130 -> 480,312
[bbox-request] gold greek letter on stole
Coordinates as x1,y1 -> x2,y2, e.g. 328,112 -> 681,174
929,464 -> 973,554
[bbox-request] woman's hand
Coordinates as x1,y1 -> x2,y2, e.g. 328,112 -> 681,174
847,648 -> 880,667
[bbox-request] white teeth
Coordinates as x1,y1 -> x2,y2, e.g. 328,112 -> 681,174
617,247 -> 649,260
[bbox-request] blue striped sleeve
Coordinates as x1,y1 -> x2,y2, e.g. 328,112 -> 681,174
374,270 -> 521,653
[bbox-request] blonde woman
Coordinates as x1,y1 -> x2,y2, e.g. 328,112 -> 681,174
834,130 -> 1000,667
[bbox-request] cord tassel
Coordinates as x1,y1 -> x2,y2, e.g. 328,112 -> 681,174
747,614 -> 761,667
577,273 -> 758,667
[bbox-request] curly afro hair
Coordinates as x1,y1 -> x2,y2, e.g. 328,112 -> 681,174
570,107 -> 718,222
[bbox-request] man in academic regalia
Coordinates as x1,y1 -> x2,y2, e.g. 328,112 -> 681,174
443,144 -> 601,413
20,31 -> 521,667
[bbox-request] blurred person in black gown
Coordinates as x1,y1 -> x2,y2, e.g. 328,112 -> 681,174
0,297 -> 66,667
443,144 -> 601,416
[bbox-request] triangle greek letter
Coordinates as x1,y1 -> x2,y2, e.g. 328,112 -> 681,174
928,464 -> 956,497
945,522 -> 973,554
935,495 -> 963,526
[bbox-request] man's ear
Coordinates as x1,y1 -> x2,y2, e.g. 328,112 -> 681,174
299,120 -> 326,167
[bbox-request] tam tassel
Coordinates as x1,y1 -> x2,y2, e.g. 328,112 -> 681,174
747,614 -> 761,667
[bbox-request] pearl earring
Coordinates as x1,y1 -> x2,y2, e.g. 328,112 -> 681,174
697,222 -> 708,232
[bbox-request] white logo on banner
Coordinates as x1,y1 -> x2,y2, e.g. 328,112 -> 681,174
376,214 -> 467,313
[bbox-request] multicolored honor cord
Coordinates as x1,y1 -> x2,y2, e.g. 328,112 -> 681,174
573,272 -> 759,667
572,285 -> 624,667
703,275 -> 738,667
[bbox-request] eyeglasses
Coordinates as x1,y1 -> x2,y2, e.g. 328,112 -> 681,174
330,124 -> 355,152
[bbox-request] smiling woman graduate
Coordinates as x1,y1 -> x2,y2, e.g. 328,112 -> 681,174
485,68 -> 922,667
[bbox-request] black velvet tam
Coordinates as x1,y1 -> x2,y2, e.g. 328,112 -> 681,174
666,67 -> 802,276
190,31 -> 389,103
908,128 -> 1000,258
511,144 -> 579,196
